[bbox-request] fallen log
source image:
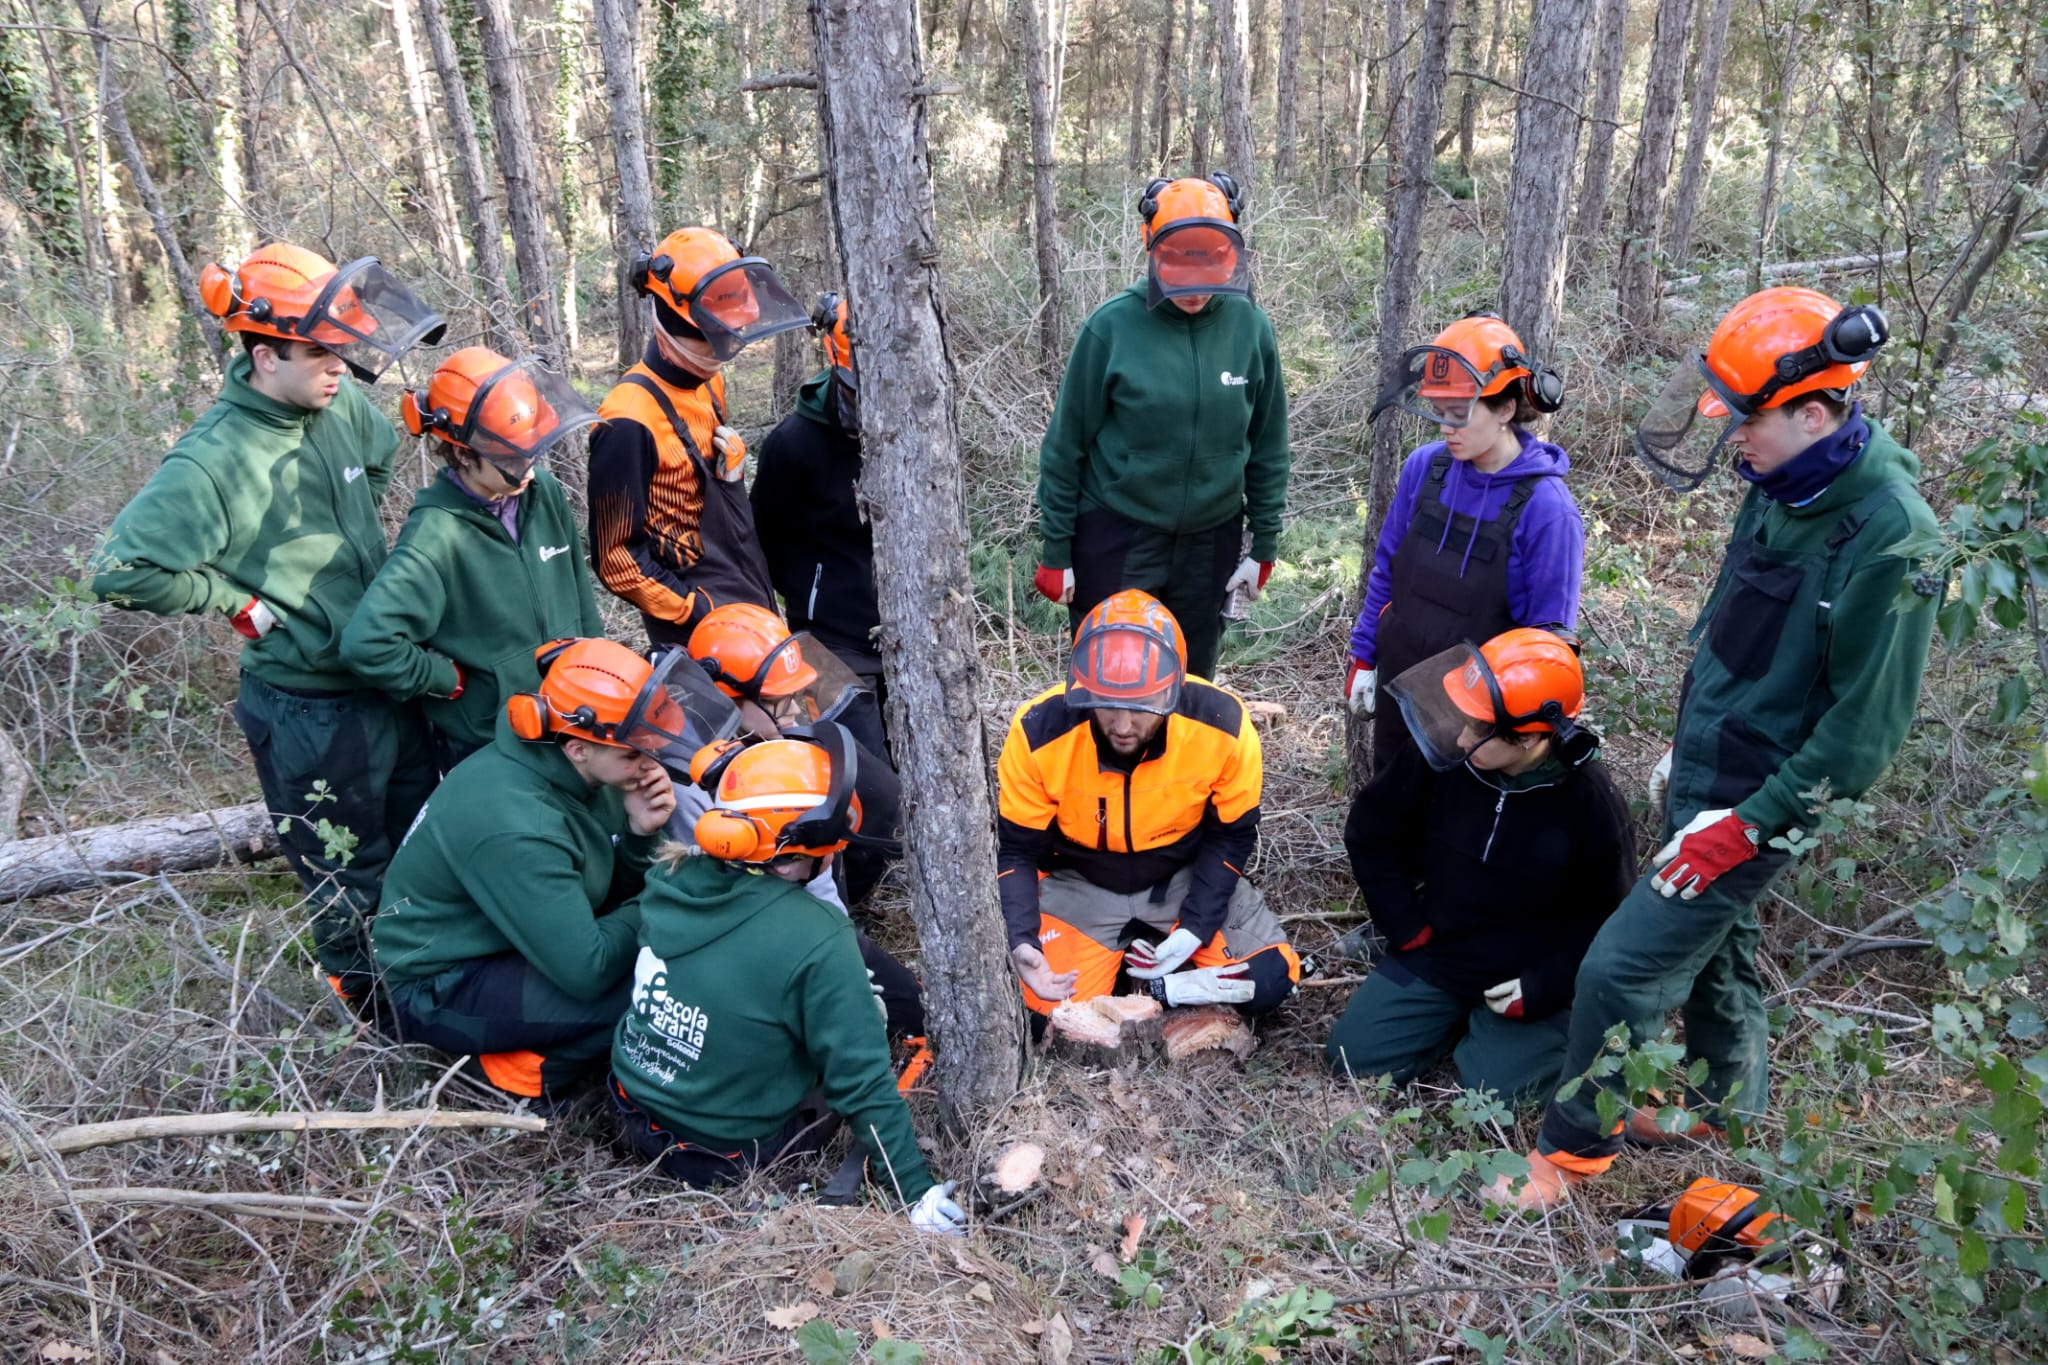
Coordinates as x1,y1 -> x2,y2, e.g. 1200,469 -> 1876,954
1045,994 -> 1163,1064
4,1107 -> 547,1162
0,802 -> 281,901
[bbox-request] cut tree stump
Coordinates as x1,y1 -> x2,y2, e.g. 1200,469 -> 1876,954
1045,994 -> 1164,1064
0,802 -> 281,901
1161,1005 -> 1257,1063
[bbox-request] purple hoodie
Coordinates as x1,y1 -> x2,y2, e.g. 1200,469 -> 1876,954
1349,431 -> 1584,664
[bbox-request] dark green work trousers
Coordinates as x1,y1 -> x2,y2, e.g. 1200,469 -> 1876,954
1325,958 -> 1572,1104
391,952 -> 629,1102
1068,505 -> 1243,679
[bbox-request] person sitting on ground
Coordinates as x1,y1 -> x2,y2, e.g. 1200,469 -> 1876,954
608,730 -> 963,1236
343,348 -> 605,774
997,590 -> 1298,1019
371,638 -> 679,1106
1326,628 -> 1635,1103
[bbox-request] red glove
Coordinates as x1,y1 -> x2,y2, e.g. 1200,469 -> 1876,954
230,596 -> 277,640
443,662 -> 466,701
1255,561 -> 1274,590
1651,809 -> 1760,900
1397,925 -> 1432,951
1033,565 -> 1074,605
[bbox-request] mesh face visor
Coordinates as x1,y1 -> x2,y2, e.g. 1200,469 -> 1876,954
455,358 -> 599,475
1631,353 -> 1752,491
1380,346 -> 1496,428
622,647 -> 744,764
1146,220 -> 1251,309
753,634 -> 868,730
685,258 -> 813,361
301,258 -> 448,382
1067,621 -> 1184,716
1386,643 -> 1506,771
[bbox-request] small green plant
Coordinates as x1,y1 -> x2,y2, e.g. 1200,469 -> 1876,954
1113,1245 -> 1168,1310
1156,1286 -> 1357,1363
794,1317 -> 860,1365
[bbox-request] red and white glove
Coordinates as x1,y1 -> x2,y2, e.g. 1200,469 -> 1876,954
1346,659 -> 1376,716
1648,745 -> 1673,812
1124,926 -> 1204,979
710,425 -> 747,480
1483,978 -> 1525,1018
438,661 -> 467,700
1033,565 -> 1075,605
1651,809 -> 1759,900
230,596 -> 278,640
1396,925 -> 1431,951
1149,961 -> 1255,1006
1223,557 -> 1275,601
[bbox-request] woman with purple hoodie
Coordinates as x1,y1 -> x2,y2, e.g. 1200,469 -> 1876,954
1348,315 -> 1585,768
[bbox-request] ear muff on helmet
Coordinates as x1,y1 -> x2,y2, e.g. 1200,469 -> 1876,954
811,290 -> 843,333
534,637 -> 578,675
1206,171 -> 1244,221
400,389 -> 451,438
1539,700 -> 1601,768
688,736 -> 747,792
694,808 -> 767,861
628,248 -> 668,299
507,692 -> 548,741
1497,341 -> 1566,415
1137,177 -> 1173,224
199,262 -> 235,319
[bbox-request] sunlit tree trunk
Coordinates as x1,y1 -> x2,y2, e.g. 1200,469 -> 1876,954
390,0 -> 463,265
1665,0 -> 1732,266
1216,0 -> 1257,192
1018,0 -> 1065,380
1497,0 -> 1596,361
418,0 -> 522,353
595,0 -> 657,368
1276,0 -> 1302,176
1614,0 -> 1694,340
473,0 -> 565,366
1570,0 -> 1627,244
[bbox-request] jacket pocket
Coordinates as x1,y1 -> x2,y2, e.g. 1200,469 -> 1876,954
1705,556 -> 1805,682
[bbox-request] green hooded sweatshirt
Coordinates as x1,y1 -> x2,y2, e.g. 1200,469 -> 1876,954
372,715 -> 655,997
341,469 -> 604,752
1674,419 -> 1940,837
611,855 -> 935,1202
92,354 -> 401,690
1037,282 -> 1290,568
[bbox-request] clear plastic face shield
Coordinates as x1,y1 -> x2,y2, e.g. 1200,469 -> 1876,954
624,647 -> 745,767
1066,622 -> 1185,716
695,632 -> 869,731
683,258 -> 813,361
300,257 -> 448,383
1145,220 -> 1252,310
1382,346 -> 1496,429
1387,641 -> 1595,771
406,358 -> 598,482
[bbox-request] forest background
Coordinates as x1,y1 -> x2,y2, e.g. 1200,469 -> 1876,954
2,0 -> 2047,1359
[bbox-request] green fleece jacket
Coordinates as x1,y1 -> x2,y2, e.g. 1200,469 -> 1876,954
611,855 -> 934,1202
91,354 -> 400,690
341,469 -> 604,751
1037,282 -> 1291,568
1682,421 -> 1939,836
371,716 -> 656,996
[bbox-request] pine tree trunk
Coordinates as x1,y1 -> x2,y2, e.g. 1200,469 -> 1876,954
1190,12 -> 1217,176
206,0 -> 247,256
1017,0 -> 1065,381
1127,27 -> 1148,173
1569,0 -> 1626,244
809,0 -> 1027,1132
594,0 -> 656,370
1151,0 -> 1176,164
1351,0 -> 1454,789
1496,0 -> 1596,363
1613,0 -> 1694,340
1216,0 -> 1257,192
417,0 -> 521,353
1275,0 -> 1302,176
389,0 -> 462,265
1382,0 -> 1409,203
473,0 -> 565,367
1664,0 -> 1732,266
1452,0 -> 1477,171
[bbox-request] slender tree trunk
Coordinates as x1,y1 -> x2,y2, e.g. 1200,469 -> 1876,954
77,0 -> 225,366
23,0 -> 104,292
594,0 -> 656,369
389,0 -> 462,265
1250,0 -> 1272,97
1752,11 -> 1799,290
1614,0 -> 1694,341
1276,0 -> 1303,176
1383,0 -> 1409,202
1664,0 -> 1732,266
418,0 -> 521,352
1151,0 -> 1176,164
809,0 -> 1027,1131
1451,0 -> 1477,171
1216,0 -> 1256,191
1496,0 -> 1596,362
1352,0 -> 1454,789
206,0 -> 247,255
1191,12 -> 1217,176
473,0 -> 565,367
1017,0 -> 1065,380
1127,36 -> 1149,172
1570,0 -> 1626,244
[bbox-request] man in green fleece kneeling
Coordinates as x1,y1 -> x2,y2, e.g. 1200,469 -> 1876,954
372,638 -> 679,1105
610,728 -> 964,1235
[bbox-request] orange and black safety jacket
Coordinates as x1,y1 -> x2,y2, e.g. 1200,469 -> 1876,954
588,344 -> 775,635
996,678 -> 1262,951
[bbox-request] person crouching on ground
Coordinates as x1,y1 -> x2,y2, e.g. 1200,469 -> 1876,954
1326,628 -> 1635,1102
371,638 -> 679,1105
608,728 -> 964,1236
998,590 -> 1299,1019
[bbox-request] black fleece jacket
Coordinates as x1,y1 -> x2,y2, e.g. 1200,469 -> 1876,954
1342,741 -> 1636,1017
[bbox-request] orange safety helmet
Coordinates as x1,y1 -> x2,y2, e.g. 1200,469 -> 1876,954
199,243 -> 446,381
400,347 -> 597,466
1419,315 -> 1536,399
1139,174 -> 1250,310
631,227 -> 742,320
1139,173 -> 1242,243
199,243 -> 354,346
506,638 -> 678,755
1067,589 -> 1189,715
687,603 -> 818,700
813,291 -> 852,372
1440,628 -> 1584,735
629,226 -> 811,362
693,731 -> 862,863
1696,287 -> 1887,419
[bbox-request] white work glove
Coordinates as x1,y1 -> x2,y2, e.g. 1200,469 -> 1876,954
1648,745 -> 1673,813
1346,660 -> 1376,716
866,966 -> 887,1024
1124,927 -> 1204,980
1223,557 -> 1266,602
710,424 -> 746,480
1153,962 -> 1255,1006
908,1180 -> 966,1237
230,596 -> 279,640
1483,978 -> 1525,1018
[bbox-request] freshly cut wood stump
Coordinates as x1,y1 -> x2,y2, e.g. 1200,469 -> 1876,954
1045,994 -> 1164,1063
1161,1005 -> 1257,1063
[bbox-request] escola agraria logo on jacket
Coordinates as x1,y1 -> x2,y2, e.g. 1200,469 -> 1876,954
1220,371 -> 1248,387
538,544 -> 569,562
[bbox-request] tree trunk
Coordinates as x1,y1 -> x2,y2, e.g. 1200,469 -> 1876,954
1351,0 -> 1454,789
1451,0 -> 1477,171
1751,12 -> 1799,291
1275,0 -> 1302,176
77,0 -> 226,367
1569,0 -> 1626,244
1613,0 -> 1694,341
473,0 -> 565,367
1664,0 -> 1732,266
206,0 -> 248,256
1018,0 -> 1065,381
1382,0 -> 1409,203
1216,0 -> 1257,192
1191,12 -> 1218,177
389,0 -> 462,265
594,0 -> 657,370
0,802 -> 279,902
810,0 -> 1026,1131
1496,0 -> 1596,362
553,0 -> 585,364
1127,35 -> 1148,172
417,0 -> 521,353
1151,0 -> 1176,165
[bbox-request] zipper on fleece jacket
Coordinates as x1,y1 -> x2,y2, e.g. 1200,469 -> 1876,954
808,562 -> 822,619
1472,765 -> 1567,862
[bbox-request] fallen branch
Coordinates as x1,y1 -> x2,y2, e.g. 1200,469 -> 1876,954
1663,228 -> 2048,293
740,70 -> 817,91
1781,905 -> 1919,994
0,725 -> 27,842
0,802 -> 280,902
1298,975 -> 1367,989
48,1185 -> 422,1226
5,1107 -> 545,1161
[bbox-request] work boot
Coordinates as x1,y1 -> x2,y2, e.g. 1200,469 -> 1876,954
1480,1147 -> 1612,1213
1625,1106 -> 1724,1148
